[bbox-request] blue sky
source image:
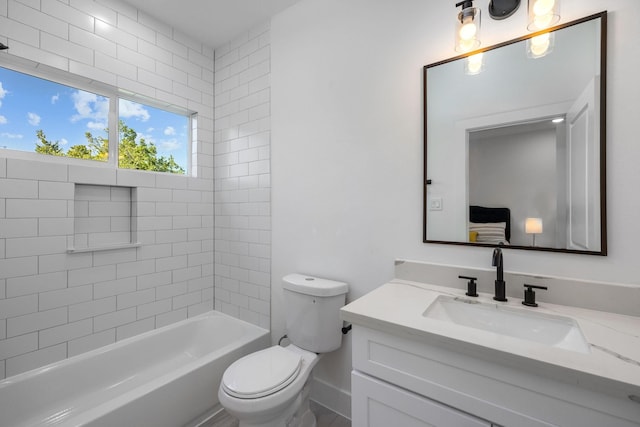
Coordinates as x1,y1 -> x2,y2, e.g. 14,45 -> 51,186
0,67 -> 188,170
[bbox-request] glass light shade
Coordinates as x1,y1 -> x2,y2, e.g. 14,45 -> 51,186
455,7 -> 481,52
526,31 -> 554,58
525,217 -> 543,234
527,0 -> 560,31
464,52 -> 485,75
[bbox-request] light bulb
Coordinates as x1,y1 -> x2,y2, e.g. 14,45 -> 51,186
459,21 -> 477,41
458,38 -> 476,52
533,13 -> 554,29
530,33 -> 550,57
533,0 -> 555,17
527,0 -> 559,31
466,53 -> 484,74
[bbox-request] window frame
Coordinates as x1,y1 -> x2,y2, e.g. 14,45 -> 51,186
0,58 -> 195,175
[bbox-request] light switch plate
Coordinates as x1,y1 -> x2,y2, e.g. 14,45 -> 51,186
430,197 -> 443,211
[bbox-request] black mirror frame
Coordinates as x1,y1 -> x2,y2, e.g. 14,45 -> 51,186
423,11 -> 607,256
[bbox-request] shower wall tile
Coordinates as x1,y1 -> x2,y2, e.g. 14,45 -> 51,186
68,329 -> 115,358
214,24 -> 271,330
5,343 -> 67,378
116,317 -> 155,341
38,319 -> 93,348
0,332 -> 37,360
0,0 -> 214,378
7,307 -> 68,338
6,272 -> 67,298
0,295 -> 37,320
6,159 -> 68,182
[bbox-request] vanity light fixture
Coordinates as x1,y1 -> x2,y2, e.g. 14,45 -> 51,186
525,217 -> 543,246
455,0 -> 481,53
527,0 -> 560,31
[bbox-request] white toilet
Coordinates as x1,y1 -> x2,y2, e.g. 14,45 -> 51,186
218,273 -> 349,427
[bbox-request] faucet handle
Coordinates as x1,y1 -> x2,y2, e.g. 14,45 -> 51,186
458,275 -> 478,297
522,284 -> 548,307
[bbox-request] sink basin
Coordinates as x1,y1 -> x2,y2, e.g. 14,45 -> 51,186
423,296 -> 590,353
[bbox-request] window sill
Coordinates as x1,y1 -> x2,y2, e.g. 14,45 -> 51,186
67,242 -> 142,254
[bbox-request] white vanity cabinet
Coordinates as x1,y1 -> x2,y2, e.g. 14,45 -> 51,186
350,326 -> 640,427
352,371 -> 492,426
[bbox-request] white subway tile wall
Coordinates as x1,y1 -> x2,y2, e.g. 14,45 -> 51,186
73,184 -> 132,250
214,23 -> 271,329
0,0 -> 214,380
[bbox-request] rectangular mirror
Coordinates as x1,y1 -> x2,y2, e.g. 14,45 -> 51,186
423,12 -> 607,255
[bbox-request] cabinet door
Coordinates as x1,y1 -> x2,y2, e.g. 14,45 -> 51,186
352,371 -> 491,427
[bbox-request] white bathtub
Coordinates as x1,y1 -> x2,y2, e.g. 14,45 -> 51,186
0,311 -> 270,427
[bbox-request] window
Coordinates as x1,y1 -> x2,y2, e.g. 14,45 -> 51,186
119,99 -> 188,174
0,66 -> 191,174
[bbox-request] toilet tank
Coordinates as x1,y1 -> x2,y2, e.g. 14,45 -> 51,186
283,274 -> 349,353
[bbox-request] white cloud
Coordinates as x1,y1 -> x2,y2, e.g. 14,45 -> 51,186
0,115 -> 7,124
60,138 -> 69,146
27,112 -> 41,126
119,99 -> 150,122
51,94 -> 59,104
163,126 -> 176,136
137,133 -> 155,145
87,121 -> 107,130
1,132 -> 22,139
0,81 -> 7,107
70,90 -> 109,125
159,139 -> 180,152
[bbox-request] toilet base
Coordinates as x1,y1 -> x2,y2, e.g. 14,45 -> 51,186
236,379 -> 315,427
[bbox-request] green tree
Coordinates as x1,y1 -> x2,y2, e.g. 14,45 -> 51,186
34,130 -> 64,156
83,130 -> 109,161
34,121 -> 185,174
66,144 -> 93,159
117,121 -> 184,174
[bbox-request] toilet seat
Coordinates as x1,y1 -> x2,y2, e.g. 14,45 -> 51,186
221,346 -> 302,399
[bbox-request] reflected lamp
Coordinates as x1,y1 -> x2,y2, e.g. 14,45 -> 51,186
525,217 -> 543,246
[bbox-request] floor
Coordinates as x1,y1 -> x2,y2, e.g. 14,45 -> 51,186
312,401 -> 351,427
202,402 -> 350,427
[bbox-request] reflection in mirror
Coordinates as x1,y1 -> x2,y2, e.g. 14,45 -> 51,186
423,12 -> 606,255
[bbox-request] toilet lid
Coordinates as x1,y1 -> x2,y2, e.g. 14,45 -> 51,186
222,346 -> 302,399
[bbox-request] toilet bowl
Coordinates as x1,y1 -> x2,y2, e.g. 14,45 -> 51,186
218,344 -> 320,427
218,274 -> 349,427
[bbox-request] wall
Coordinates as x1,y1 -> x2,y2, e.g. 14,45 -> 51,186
0,0 -> 214,379
271,0 -> 640,414
213,23 -> 271,330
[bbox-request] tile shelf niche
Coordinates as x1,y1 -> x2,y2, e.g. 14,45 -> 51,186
66,242 -> 142,254
68,184 -> 139,253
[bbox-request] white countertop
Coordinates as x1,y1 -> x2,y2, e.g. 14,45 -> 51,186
341,279 -> 640,397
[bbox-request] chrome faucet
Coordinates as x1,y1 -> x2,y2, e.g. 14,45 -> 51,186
492,248 -> 507,301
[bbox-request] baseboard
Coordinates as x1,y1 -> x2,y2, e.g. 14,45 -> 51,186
310,376 -> 351,420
